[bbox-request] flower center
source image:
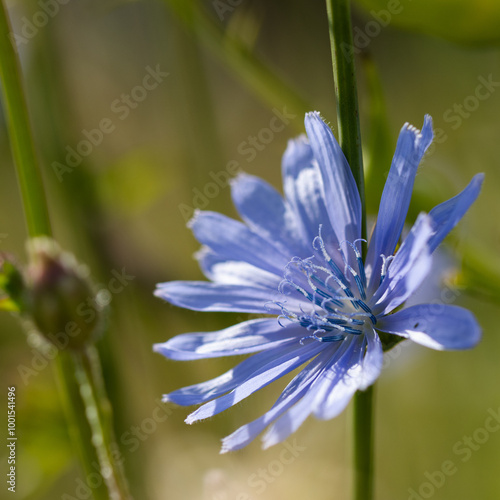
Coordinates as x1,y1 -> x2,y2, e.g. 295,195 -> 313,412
276,229 -> 377,344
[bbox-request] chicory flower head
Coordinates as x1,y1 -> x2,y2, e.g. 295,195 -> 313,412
154,112 -> 483,452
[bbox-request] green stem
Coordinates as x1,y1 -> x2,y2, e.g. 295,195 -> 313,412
0,1 -> 51,237
54,354 -> 110,500
325,1 -> 373,499
326,0 -> 366,241
75,347 -> 131,500
352,386 -> 375,500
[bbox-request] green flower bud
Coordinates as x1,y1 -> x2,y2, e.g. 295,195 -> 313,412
27,238 -> 100,351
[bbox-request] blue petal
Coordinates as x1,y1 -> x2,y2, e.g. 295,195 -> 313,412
196,248 -> 281,289
358,327 -> 383,390
249,331 -> 382,448
281,135 -> 340,257
427,174 -> 484,253
231,173 -> 306,257
260,340 -> 357,448
313,331 -> 383,419
366,116 -> 433,291
310,337 -> 364,421
376,304 -> 481,350
153,318 -> 297,361
163,339 -> 300,406
189,211 -> 289,276
187,340 -> 324,423
221,348 -> 334,452
155,281 -> 288,314
304,112 -> 362,251
371,213 -> 433,316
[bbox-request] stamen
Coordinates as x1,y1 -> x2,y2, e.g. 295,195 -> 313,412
338,240 -> 367,300
308,274 -> 343,307
313,226 -> 349,288
323,270 -> 355,299
279,279 -> 313,303
300,330 -> 346,344
277,230 -> 378,343
342,239 -> 367,287
380,255 -> 395,285
352,299 -> 377,324
300,331 -> 340,344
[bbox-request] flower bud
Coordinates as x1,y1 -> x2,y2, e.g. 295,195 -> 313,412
27,238 -> 100,351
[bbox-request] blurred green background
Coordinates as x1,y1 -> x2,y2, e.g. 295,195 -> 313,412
1,0 -> 499,499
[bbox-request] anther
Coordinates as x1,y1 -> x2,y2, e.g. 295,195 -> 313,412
380,255 -> 395,285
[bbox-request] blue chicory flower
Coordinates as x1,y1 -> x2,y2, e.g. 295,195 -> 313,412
154,112 -> 483,452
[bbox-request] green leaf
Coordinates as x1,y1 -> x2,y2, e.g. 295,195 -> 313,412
353,0 -> 500,45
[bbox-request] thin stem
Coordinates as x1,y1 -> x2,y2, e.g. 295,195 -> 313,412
0,1 -> 51,237
75,347 -> 131,500
325,1 -> 373,499
54,354 -> 110,500
352,386 -> 374,500
326,0 -> 366,242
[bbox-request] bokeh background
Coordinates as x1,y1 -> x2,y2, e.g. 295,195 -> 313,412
1,0 -> 500,499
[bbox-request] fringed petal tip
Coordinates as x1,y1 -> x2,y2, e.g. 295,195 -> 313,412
286,133 -> 308,148
305,110 -> 323,121
157,394 -> 174,407
229,170 -> 250,188
401,114 -> 433,140
193,245 -> 210,264
152,342 -> 163,354
304,111 -> 336,132
220,437 -> 237,454
153,286 -> 167,298
185,413 -> 198,425
153,283 -> 179,303
186,208 -> 202,229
